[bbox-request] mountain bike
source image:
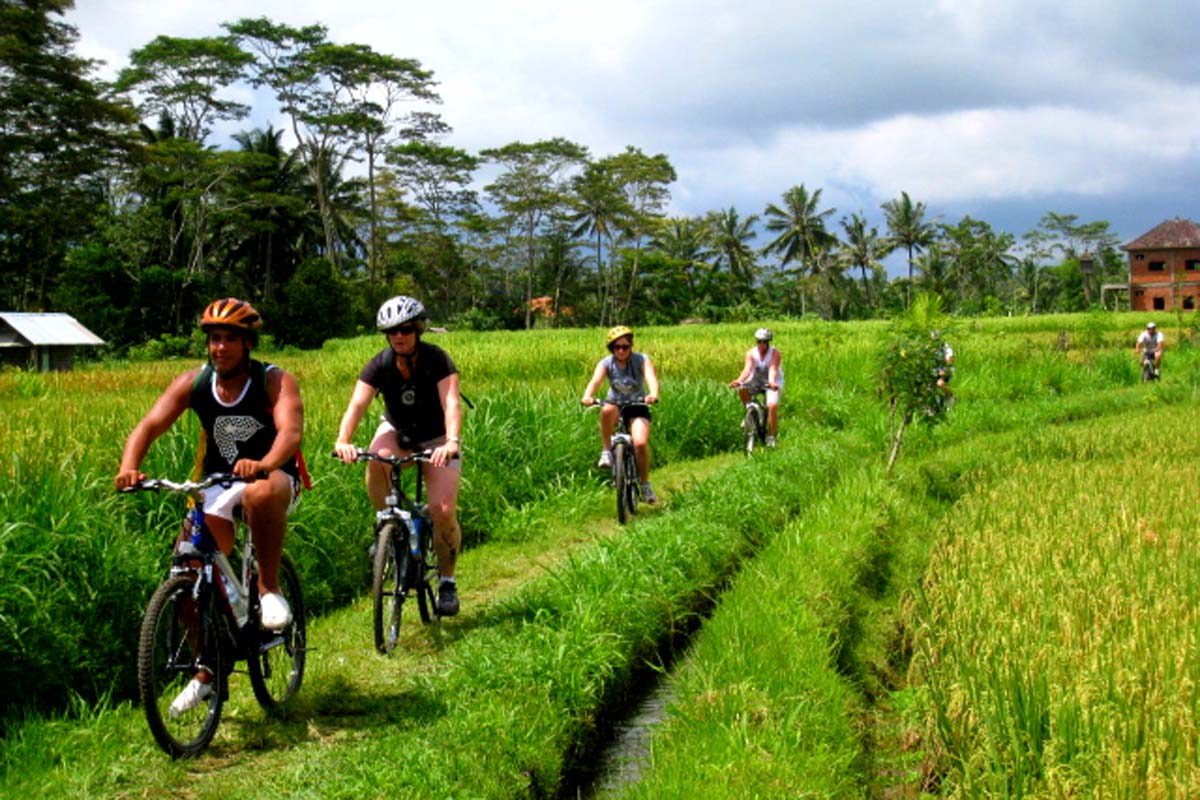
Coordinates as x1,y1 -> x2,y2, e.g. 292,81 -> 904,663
337,449 -> 441,654
732,383 -> 767,454
588,398 -> 648,524
123,474 -> 306,758
1141,350 -> 1160,382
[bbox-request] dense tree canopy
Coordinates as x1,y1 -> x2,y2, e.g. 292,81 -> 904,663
0,4 -> 1138,352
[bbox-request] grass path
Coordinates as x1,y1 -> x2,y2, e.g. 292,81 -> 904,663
2,452 -> 743,798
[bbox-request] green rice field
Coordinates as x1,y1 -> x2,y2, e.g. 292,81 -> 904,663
2,312 -> 1198,798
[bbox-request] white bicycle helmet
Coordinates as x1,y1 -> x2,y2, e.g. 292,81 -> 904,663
376,295 -> 427,332
754,327 -> 773,342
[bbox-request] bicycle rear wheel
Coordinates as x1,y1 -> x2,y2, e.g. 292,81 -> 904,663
247,553 -> 306,712
613,440 -> 630,524
415,555 -> 437,623
371,523 -> 406,653
138,574 -> 225,758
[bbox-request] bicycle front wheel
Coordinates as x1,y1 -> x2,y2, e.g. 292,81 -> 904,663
374,524 -> 409,651
613,440 -> 630,524
743,405 -> 759,454
624,448 -> 640,517
247,553 -> 306,712
138,574 -> 225,758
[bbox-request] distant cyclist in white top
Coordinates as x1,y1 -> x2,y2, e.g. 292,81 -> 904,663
729,327 -> 783,447
1135,321 -> 1164,376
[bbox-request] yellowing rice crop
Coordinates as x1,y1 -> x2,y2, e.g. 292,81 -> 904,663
915,406 -> 1200,796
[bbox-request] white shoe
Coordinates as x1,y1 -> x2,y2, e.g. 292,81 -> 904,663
259,592 -> 292,630
168,677 -> 213,718
765,435 -> 777,448
598,449 -> 612,469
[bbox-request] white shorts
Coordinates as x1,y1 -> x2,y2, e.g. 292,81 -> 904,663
201,474 -> 300,521
371,420 -> 463,471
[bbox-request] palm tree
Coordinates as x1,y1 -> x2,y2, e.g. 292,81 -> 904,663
707,206 -> 759,289
569,162 -> 632,325
649,216 -> 714,292
839,212 -> 887,312
225,125 -> 310,303
762,184 -> 838,316
882,191 -> 936,307
915,246 -> 952,300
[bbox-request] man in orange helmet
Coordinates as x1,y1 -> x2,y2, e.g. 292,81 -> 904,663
115,297 -> 304,717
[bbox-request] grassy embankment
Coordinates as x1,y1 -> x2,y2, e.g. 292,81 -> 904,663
3,312 -> 1198,797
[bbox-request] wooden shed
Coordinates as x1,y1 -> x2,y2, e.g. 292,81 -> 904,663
0,312 -> 106,371
1120,219 -> 1200,312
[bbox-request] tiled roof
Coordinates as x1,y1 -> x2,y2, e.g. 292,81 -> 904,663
1122,218 -> 1200,250
0,313 -> 105,346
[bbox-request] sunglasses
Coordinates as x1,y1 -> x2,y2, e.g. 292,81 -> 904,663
611,343 -> 631,351
385,324 -> 418,336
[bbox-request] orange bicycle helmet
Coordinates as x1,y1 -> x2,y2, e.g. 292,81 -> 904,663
606,325 -> 634,349
200,298 -> 262,340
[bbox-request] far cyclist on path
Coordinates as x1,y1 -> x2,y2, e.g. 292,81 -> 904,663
729,327 -> 783,447
933,330 -> 955,405
332,296 -> 464,617
1135,321 -> 1164,377
581,325 -> 661,504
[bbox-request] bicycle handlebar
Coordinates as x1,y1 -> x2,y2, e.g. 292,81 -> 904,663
583,397 -> 651,409
330,448 -> 457,467
120,473 -> 251,495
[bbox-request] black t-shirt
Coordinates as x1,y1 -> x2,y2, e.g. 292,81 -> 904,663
359,341 -> 457,446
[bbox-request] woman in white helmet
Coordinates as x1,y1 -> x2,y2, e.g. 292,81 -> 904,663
728,327 -> 783,447
333,296 -> 464,616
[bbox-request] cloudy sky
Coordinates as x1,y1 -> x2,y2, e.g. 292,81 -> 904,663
66,0 -> 1199,256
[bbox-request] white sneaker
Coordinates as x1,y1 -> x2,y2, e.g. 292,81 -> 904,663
598,449 -> 612,469
765,435 -> 777,448
168,677 -> 213,718
259,592 -> 292,630
641,483 -> 658,504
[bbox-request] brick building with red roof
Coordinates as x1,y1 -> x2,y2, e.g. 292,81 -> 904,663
1120,218 -> 1200,311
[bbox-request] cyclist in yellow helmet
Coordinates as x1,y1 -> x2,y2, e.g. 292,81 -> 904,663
580,325 -> 661,503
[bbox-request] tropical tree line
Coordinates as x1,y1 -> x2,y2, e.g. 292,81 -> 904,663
2,1 -> 1130,350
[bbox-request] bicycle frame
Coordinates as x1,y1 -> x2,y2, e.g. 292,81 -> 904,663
338,448 -> 443,650
125,473 -> 306,757
588,398 -> 648,523
138,475 -> 254,633
733,383 -> 767,453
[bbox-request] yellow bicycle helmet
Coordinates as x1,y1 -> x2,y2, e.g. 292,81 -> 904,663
200,297 -> 262,342
606,325 -> 634,349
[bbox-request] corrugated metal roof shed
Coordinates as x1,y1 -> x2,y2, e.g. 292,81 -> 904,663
0,313 -> 105,347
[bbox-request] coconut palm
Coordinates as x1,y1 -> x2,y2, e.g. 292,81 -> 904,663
707,206 -> 759,290
569,162 -> 633,325
882,191 -> 936,307
762,184 -> 839,316
839,211 -> 888,312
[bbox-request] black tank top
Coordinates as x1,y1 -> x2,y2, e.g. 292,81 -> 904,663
189,360 -> 298,478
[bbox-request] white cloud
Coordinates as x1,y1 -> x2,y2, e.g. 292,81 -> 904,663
64,0 -> 1200,238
